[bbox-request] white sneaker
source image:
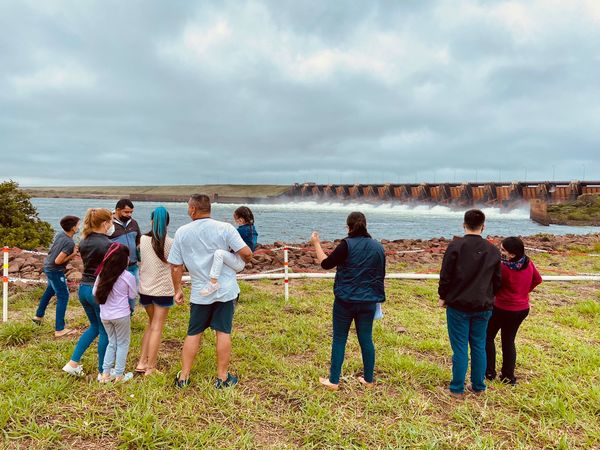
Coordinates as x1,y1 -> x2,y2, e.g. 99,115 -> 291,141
63,363 -> 85,378
98,369 -> 117,382
115,372 -> 134,382
98,373 -> 112,383
200,281 -> 220,296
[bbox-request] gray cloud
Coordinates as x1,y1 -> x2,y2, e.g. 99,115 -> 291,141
1,0 -> 599,186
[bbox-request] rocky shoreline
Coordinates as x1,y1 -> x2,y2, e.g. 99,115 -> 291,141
7,233 -> 599,287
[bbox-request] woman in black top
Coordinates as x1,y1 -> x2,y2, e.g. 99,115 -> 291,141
62,208 -> 114,379
311,212 -> 386,390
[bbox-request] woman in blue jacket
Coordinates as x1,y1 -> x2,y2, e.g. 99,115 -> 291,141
311,212 -> 386,390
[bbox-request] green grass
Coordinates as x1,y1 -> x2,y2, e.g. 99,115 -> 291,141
24,184 -> 291,199
547,197 -> 600,224
1,279 -> 599,449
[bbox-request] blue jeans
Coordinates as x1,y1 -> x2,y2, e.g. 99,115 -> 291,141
126,264 -> 138,313
446,307 -> 492,393
70,284 -> 108,374
329,299 -> 377,384
102,315 -> 131,376
127,264 -> 139,281
35,269 -> 70,331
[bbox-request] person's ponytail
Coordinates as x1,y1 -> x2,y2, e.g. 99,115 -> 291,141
148,206 -> 170,263
81,208 -> 112,239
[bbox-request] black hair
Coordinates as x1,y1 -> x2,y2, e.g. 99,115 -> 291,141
189,194 -> 211,213
115,198 -> 134,210
464,209 -> 485,230
347,211 -> 371,238
95,245 -> 130,305
234,206 -> 254,225
501,236 -> 526,261
60,215 -> 80,232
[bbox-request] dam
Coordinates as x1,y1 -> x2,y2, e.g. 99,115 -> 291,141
286,181 -> 600,208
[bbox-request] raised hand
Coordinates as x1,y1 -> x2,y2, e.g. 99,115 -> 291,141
310,231 -> 320,245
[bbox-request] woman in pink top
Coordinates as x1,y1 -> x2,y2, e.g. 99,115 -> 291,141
486,237 -> 542,385
93,243 -> 137,382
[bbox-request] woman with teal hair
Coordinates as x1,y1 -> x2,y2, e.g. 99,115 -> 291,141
135,206 -> 174,375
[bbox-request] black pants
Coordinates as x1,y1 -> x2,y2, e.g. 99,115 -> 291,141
485,307 -> 529,383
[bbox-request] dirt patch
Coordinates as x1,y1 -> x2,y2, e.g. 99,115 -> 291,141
3,437 -> 118,450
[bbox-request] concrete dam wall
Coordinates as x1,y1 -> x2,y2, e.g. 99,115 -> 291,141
287,181 -> 600,208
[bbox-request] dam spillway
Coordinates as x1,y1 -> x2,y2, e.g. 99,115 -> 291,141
287,181 -> 600,207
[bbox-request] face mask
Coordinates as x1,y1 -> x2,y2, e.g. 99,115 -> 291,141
106,224 -> 115,236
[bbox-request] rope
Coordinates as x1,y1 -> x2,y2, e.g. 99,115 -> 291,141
15,250 -> 49,256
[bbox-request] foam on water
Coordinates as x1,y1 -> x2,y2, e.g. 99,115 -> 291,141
31,197 -> 598,243
221,201 -> 531,220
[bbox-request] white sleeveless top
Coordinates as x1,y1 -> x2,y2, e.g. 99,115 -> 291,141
139,235 -> 174,296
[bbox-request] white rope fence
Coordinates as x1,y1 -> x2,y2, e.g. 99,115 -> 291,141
2,245 -> 600,323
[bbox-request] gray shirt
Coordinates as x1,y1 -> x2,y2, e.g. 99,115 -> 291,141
44,232 -> 75,272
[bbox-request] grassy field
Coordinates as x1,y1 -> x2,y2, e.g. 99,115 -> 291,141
24,185 -> 291,199
1,274 -> 599,449
548,197 -> 600,226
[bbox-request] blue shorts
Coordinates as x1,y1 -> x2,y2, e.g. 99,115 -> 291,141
187,298 -> 237,336
139,294 -> 174,308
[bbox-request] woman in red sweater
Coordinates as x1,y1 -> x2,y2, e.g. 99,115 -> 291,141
486,237 -> 542,385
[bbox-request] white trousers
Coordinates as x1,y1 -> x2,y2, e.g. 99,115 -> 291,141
209,249 -> 246,279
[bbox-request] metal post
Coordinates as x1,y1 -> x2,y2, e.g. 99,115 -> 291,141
3,247 -> 8,322
283,248 -> 289,302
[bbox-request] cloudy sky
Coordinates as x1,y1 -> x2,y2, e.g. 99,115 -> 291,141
1,0 -> 599,186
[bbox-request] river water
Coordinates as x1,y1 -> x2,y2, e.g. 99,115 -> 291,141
30,198 -> 599,244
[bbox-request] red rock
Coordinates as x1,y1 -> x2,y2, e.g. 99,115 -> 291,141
298,255 -> 313,265
68,271 -> 82,282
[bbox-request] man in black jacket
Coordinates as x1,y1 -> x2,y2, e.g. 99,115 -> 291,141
110,199 -> 141,279
439,209 -> 501,398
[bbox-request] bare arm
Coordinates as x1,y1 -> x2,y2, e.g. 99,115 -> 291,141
54,246 -> 78,265
171,264 -> 185,305
236,246 -> 253,263
310,232 -> 327,263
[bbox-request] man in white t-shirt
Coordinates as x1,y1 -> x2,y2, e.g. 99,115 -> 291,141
169,194 -> 252,388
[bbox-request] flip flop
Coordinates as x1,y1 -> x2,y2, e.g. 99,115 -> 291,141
54,329 -> 76,338
358,376 -> 374,387
319,376 -> 339,391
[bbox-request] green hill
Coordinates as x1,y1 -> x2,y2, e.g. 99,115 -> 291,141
25,184 -> 291,199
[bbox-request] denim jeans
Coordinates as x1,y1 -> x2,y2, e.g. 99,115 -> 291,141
70,284 -> 108,374
446,307 -> 492,393
329,299 -> 377,384
126,264 -> 138,313
35,269 -> 70,331
102,315 -> 131,376
127,264 -> 139,282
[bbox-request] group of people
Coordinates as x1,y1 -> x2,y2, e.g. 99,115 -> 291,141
34,195 -> 257,387
33,195 -> 541,396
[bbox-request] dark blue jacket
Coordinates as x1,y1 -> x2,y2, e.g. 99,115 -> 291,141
237,224 -> 258,252
110,217 -> 141,265
333,236 -> 386,303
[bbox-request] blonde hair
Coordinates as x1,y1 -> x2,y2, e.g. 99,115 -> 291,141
81,208 -> 112,239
